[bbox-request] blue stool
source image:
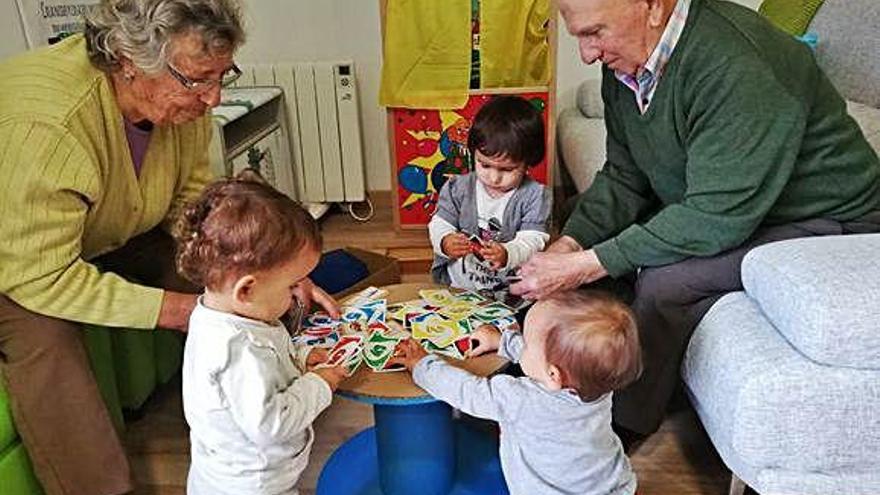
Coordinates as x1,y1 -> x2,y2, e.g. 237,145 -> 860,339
317,395 -> 508,495
317,283 -> 510,495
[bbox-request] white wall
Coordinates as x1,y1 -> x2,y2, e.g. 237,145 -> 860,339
0,0 -> 393,191
555,0 -> 763,111
236,0 -> 389,191
0,0 -> 765,192
0,2 -> 28,61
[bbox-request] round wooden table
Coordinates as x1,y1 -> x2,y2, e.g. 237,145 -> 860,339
317,283 -> 511,495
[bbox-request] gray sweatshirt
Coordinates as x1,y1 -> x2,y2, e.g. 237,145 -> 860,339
413,331 -> 637,495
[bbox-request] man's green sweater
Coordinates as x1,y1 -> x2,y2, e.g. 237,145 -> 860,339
563,0 -> 880,277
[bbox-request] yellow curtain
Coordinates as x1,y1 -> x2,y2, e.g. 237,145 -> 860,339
480,0 -> 551,88
379,0 -> 471,109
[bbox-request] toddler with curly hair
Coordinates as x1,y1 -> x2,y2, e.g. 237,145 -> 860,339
174,178 -> 346,495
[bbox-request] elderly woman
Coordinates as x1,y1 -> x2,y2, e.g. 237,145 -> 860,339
0,1 -> 331,494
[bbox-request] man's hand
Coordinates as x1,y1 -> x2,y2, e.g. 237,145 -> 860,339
306,348 -> 328,368
511,249 -> 608,300
545,235 -> 583,254
390,339 -> 429,371
441,232 -> 472,259
157,291 -> 198,332
479,241 -> 508,270
292,278 -> 340,319
468,324 -> 502,357
313,365 -> 348,391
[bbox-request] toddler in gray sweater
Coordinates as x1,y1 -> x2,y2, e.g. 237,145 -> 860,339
394,291 -> 641,495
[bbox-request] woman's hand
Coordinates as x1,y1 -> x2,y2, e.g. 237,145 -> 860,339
510,249 -> 608,300
468,324 -> 502,357
157,291 -> 199,332
292,278 -> 340,319
544,235 -> 583,254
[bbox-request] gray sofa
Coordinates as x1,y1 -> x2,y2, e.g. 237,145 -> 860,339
555,1 -> 880,494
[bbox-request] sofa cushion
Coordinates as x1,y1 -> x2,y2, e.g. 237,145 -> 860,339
684,292 -> 880,495
808,0 -> 880,107
847,100 -> 880,153
557,107 -> 606,193
575,79 -> 604,119
741,234 -> 880,369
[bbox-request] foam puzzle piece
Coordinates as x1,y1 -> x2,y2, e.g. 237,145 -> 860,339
438,302 -> 477,321
419,289 -> 456,306
342,286 -> 389,307
359,299 -> 387,323
454,290 -> 488,305
345,354 -> 363,375
468,316 -> 519,334
292,330 -> 340,348
386,303 -> 409,323
317,334 -> 364,372
364,330 -> 402,371
454,335 -> 473,356
422,339 -> 464,360
341,306 -> 370,324
406,310 -> 438,330
413,317 -> 472,349
296,285 -> 519,369
303,312 -> 336,328
410,314 -> 448,340
471,302 -> 515,322
302,326 -> 335,337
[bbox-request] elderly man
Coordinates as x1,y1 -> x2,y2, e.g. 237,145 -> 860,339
512,0 -> 880,441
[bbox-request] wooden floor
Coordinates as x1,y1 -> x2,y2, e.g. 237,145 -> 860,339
319,191 -> 434,276
125,194 -> 733,495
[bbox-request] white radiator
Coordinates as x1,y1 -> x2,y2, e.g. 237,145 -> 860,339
233,61 -> 366,204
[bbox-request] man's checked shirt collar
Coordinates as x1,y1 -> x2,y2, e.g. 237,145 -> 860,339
615,0 -> 691,114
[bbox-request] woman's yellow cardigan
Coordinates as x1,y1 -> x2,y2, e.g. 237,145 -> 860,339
0,35 -> 212,329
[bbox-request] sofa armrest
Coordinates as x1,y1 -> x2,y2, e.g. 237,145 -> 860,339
846,100 -> 880,153
556,108 -> 606,193
808,0 -> 880,108
741,233 -> 880,369
576,79 -> 604,119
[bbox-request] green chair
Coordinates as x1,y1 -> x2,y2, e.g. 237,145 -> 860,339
0,325 -> 184,495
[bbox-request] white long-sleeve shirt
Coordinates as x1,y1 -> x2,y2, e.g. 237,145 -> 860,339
183,299 -> 332,495
428,180 -> 549,290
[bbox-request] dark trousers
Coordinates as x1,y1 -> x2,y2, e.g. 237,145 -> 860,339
608,214 -> 880,435
0,229 -> 197,495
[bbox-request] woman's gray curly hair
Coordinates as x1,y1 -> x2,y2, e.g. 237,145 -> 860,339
84,0 -> 245,75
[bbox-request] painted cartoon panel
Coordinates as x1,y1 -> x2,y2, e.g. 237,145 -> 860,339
392,90 -> 550,228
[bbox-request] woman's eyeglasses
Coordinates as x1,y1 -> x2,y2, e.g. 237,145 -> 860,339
166,62 -> 242,92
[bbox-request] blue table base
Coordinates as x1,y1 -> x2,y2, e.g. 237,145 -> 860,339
317,402 -> 509,495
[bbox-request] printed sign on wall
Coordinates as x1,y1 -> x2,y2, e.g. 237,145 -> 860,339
15,0 -> 100,47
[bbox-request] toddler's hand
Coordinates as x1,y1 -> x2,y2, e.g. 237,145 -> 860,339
479,241 -> 508,270
441,232 -> 471,259
468,324 -> 502,357
305,348 -> 328,368
313,365 -> 348,391
390,339 -> 429,371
